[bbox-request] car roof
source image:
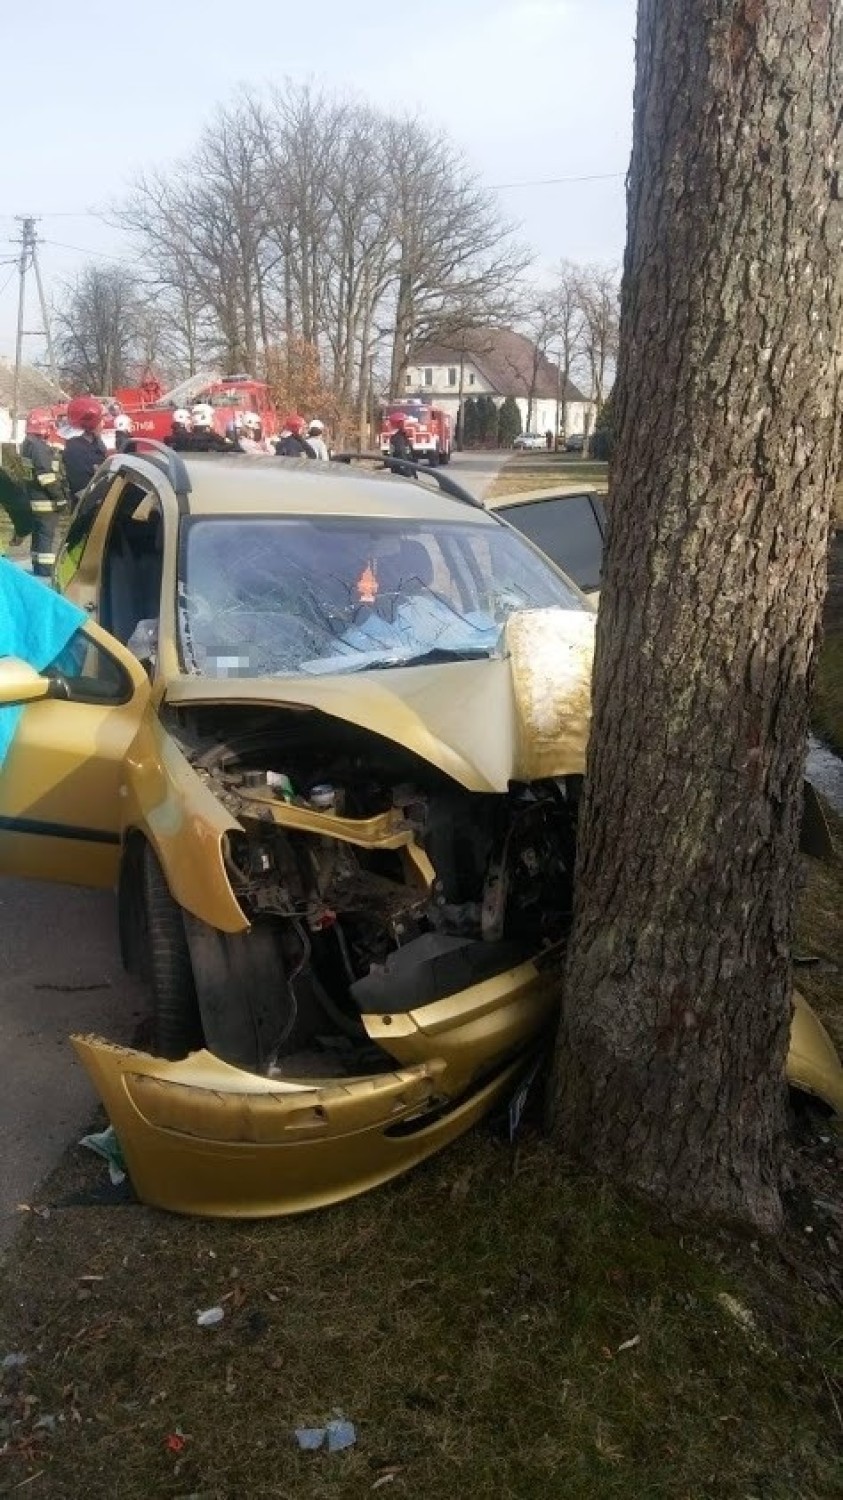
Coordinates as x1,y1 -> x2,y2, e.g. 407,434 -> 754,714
174,454 -> 493,525
486,485 -> 606,511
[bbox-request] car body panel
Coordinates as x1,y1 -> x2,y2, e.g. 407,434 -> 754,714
164,608 -> 595,795
71,978 -> 843,1219
0,620 -> 150,888
789,992 -> 843,1114
71,1032 -> 527,1218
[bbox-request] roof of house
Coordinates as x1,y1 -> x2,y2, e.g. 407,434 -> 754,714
0,358 -> 67,412
412,329 -> 588,403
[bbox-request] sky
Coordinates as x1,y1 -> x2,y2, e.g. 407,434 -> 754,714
0,0 -> 635,368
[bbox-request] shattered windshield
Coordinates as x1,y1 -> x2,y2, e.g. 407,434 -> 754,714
178,515 -> 584,678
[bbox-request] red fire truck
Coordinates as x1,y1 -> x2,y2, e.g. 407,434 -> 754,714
378,399 -> 452,466
118,372 -> 279,442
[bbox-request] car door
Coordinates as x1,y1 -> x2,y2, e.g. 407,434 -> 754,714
0,619 -> 151,888
496,492 -> 606,596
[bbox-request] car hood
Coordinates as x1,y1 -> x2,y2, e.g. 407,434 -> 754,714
164,607 -> 595,793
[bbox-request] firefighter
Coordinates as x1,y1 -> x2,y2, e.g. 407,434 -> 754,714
62,396 -> 108,503
114,414 -> 134,452
388,417 -> 416,478
189,403 -> 231,451
20,411 -> 70,578
274,414 -> 316,458
165,408 -> 193,448
306,419 -> 329,461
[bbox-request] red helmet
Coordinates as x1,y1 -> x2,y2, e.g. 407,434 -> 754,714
67,395 -> 103,432
25,409 -> 52,438
284,412 -> 305,434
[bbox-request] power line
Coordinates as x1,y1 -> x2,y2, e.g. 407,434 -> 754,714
39,238 -> 133,264
489,170 -> 625,189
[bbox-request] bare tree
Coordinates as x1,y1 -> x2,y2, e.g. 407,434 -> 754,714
550,262 -> 587,440
576,264 -> 620,415
54,265 -> 143,392
552,0 -> 843,1230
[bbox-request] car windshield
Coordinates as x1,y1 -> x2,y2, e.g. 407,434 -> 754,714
178,515 -> 584,678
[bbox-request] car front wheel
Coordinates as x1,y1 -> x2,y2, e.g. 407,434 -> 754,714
142,845 -> 204,1060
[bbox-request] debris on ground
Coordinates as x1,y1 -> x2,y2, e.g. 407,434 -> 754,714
195,1306 -> 225,1328
78,1125 -> 126,1186
294,1417 -> 357,1452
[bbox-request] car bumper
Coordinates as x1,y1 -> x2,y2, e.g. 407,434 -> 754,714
71,979 -> 842,1220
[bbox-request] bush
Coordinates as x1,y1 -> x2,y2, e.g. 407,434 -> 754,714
497,396 -> 522,447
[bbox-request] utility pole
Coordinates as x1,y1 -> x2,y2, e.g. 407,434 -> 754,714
10,215 -> 59,440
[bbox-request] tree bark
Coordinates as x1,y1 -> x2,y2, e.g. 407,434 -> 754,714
553,0 -> 843,1232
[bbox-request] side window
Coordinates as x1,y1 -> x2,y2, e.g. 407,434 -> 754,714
54,473 -> 122,592
45,630 -> 131,705
497,496 -> 605,593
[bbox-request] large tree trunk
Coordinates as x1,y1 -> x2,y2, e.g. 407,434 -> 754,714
553,0 -> 843,1231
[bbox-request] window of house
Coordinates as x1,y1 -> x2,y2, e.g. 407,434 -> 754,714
468,373 -> 475,386
423,368 -> 433,386
448,367 -> 457,386
405,374 -> 412,387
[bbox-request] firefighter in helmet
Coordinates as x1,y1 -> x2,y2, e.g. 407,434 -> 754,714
165,409 -> 193,449
388,415 -> 416,477
274,414 -> 316,458
114,413 -> 134,452
306,418 -> 329,461
189,403 -> 231,451
20,411 -> 71,578
62,396 -> 108,503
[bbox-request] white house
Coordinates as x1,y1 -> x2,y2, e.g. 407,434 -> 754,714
405,328 -> 594,438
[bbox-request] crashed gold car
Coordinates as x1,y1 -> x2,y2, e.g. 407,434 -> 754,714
0,443 -> 839,1218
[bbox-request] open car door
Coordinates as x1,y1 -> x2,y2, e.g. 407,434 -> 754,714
0,619 -> 150,887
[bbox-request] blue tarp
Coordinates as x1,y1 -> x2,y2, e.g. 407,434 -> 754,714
0,560 -> 86,767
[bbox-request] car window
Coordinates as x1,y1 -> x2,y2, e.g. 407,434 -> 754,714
54,474 -> 117,591
45,630 -> 132,704
496,495 -> 605,593
178,514 -> 585,678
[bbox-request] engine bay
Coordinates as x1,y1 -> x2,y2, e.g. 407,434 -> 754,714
170,706 -> 581,1074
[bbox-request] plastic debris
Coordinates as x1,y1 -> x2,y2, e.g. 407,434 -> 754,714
165,1429 -> 189,1453
295,1418 -> 357,1453
617,1335 -> 641,1352
79,1125 -> 126,1185
295,1427 -> 326,1451
716,1292 -> 757,1333
196,1306 -> 225,1328
1,1352 -> 27,1371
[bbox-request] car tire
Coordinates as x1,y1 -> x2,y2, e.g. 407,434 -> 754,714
440,448 -> 451,465
142,844 -> 204,1060
428,451 -> 438,467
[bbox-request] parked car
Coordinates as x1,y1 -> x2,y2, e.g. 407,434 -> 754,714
488,488 -> 607,600
512,432 -> 547,451
565,433 -> 586,453
0,449 -> 839,1220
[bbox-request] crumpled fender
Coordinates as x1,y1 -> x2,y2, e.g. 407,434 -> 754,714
120,715 -> 247,933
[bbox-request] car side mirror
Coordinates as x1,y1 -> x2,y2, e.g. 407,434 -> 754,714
0,658 -> 53,706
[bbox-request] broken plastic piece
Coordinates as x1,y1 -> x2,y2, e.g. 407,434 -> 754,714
1,1352 -> 28,1370
294,1418 -> 357,1452
79,1124 -> 126,1185
196,1306 -> 225,1328
295,1427 -> 326,1451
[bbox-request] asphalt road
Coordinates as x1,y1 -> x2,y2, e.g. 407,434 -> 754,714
0,879 -> 146,1249
446,450 -> 507,498
0,448 -> 509,1248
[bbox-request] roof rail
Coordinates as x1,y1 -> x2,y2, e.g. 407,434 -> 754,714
122,437 -> 192,496
330,451 -> 483,510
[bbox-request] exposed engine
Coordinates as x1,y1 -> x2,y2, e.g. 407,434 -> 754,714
171,707 -> 581,1073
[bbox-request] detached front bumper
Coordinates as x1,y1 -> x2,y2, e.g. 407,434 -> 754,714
71,1035 -> 531,1218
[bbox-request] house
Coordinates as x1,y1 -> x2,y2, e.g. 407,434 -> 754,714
0,359 -> 67,444
405,329 -> 593,437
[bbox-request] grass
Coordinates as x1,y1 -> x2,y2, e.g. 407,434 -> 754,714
488,452 -> 609,498
1,1100 -> 841,1500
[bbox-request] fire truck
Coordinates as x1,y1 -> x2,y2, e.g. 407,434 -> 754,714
117,372 -> 279,442
378,399 -> 452,466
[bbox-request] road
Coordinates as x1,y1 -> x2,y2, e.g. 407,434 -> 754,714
0,879 -> 145,1247
445,450 -> 507,498
0,449 -> 510,1247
